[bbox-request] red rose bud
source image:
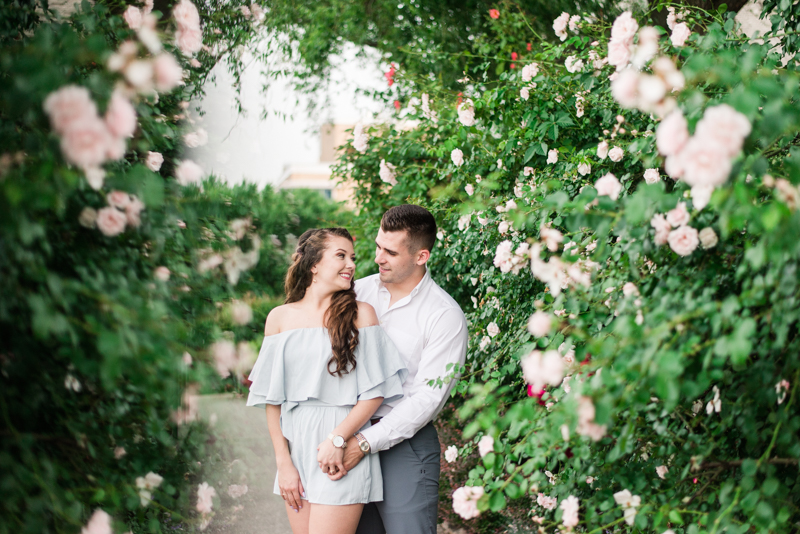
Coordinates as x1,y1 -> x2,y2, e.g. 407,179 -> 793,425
489,8 -> 499,19
527,42 -> 532,51
511,52 -> 518,60
393,100 -> 401,110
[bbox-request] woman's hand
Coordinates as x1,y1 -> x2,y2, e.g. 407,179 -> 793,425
317,438 -> 346,477
276,459 -> 305,512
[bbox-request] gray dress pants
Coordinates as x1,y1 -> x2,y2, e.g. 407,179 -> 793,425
355,423 -> 440,534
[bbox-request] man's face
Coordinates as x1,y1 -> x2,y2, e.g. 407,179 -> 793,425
374,228 -> 421,284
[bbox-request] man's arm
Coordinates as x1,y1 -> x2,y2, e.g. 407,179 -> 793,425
361,307 -> 468,452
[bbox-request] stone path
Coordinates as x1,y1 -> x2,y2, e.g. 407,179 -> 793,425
198,394 -> 292,534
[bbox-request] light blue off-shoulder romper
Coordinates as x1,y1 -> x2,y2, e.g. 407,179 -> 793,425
246,325 -> 408,505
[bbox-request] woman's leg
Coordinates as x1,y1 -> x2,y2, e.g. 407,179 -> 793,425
308,503 -> 365,534
285,499 -> 311,534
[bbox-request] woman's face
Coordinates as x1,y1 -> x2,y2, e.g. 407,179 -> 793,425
311,235 -> 356,292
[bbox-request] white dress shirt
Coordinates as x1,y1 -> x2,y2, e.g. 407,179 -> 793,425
356,268 -> 468,453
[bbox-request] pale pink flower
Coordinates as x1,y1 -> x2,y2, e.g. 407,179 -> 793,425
611,68 -> 640,109
154,266 -> 170,281
498,221 -> 509,234
553,12 -> 570,41
595,173 -> 622,200
183,352 -> 193,365
445,445 -> 458,463
670,22 -> 691,47
153,53 -> 184,92
452,486 -> 484,519
611,11 -> 639,46
565,56 -> 584,73
613,489 -> 641,525
699,227 -> 718,249
707,385 -> 721,414
532,515 -> 545,524
622,282 -> 639,297
666,201 -> 689,227
458,100 -> 476,127
547,149 -> 558,164
679,136 -> 732,188
523,166 -> 534,176
597,140 -> 609,159
695,104 -> 752,157
540,225 -> 563,251
520,87 -> 530,101
465,184 -> 474,196
123,5 -> 143,29
239,5 -> 251,18
638,75 -> 667,110
569,14 -> 581,32
527,311 -> 552,337
656,465 -> 669,479
477,435 -> 494,457
633,26 -> 659,68
664,153 -> 685,180
578,162 -> 591,176
231,300 -> 252,325
107,190 -> 131,210
379,159 -> 398,185
776,379 -> 790,404
105,136 -> 127,161
79,207 -> 98,228
352,123 -> 368,153
537,493 -> 557,510
175,27 -> 203,55
145,151 -> 164,172
487,322 -> 500,338
656,110 -> 689,156
85,167 -> 106,190
643,168 -> 660,184
250,3 -> 265,22
522,63 -> 539,82
608,146 -> 624,162
173,0 -> 201,30
114,446 -> 126,459
227,484 -> 248,499
60,116 -> 111,170
668,225 -> 699,256
650,214 -> 670,246
81,509 -> 112,534
123,60 -> 154,90
577,396 -> 607,441
607,39 -> 632,70
521,350 -> 564,390
196,482 -> 216,514
175,159 -> 203,186
451,148 -> 464,167
104,91 -> 137,139
143,0 -> 154,16
189,58 -> 201,67
96,206 -> 127,236
211,340 -> 238,378
692,185 -> 714,210
123,195 -> 143,227
560,495 -> 580,528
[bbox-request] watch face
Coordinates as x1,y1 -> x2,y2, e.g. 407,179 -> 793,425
360,442 -> 370,452
332,435 -> 345,447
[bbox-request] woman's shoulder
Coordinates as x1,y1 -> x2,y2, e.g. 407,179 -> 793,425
264,304 -> 291,335
355,301 -> 379,328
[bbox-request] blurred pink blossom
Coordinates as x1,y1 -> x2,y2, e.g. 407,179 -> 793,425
145,151 -> 163,171
679,136 -> 731,188
126,196 -> 145,227
608,146 -> 624,162
521,350 -> 564,390
560,495 -> 580,528
668,225 -> 699,256
597,140 -> 609,159
61,117 -> 111,169
650,214 -> 670,246
477,435 -> 494,457
671,22 -> 691,47
196,482 -> 216,514
527,311 -> 552,337
175,159 -> 203,186
153,53 -> 184,92
656,110 -> 689,156
107,190 -> 131,210
96,206 -> 127,236
666,201 -> 689,227
452,486 -> 483,519
44,86 -> 98,135
104,91 -> 137,139
695,104 -> 751,157
451,148 -> 464,167
176,28 -> 203,55
595,173 -> 622,200
81,510 -> 112,534
553,13 -> 569,41
537,493 -> 557,510
611,11 -> 638,46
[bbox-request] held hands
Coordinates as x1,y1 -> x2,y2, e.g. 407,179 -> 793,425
327,436 -> 365,481
276,459 -> 305,513
316,438 -> 346,478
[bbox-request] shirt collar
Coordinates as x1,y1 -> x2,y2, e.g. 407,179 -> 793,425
376,266 -> 431,300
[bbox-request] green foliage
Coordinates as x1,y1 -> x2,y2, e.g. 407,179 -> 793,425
337,6 -> 800,533
0,2 -> 342,532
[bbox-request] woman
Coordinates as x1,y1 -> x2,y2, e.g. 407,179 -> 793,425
247,228 -> 407,534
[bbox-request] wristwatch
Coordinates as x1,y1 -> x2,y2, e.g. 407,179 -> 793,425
354,432 -> 371,454
327,433 -> 347,448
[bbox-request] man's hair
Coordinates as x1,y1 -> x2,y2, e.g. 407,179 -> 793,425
380,204 -> 437,253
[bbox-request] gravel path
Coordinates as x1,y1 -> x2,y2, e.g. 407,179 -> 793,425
198,394 -> 292,534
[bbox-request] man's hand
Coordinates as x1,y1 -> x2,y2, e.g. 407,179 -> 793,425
328,437 -> 365,481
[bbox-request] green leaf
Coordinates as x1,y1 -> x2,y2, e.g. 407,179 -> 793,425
489,490 -> 507,511
669,510 -> 684,524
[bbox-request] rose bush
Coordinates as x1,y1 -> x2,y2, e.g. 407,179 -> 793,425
0,2 -> 341,532
335,4 -> 800,532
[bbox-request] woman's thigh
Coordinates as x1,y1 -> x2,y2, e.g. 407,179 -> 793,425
309,503 -> 365,534
286,500 -> 311,534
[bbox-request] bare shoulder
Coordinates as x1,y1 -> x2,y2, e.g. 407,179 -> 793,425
355,301 -> 379,328
264,305 -> 287,336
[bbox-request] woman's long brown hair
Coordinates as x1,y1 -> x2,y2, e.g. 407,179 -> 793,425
284,228 -> 359,377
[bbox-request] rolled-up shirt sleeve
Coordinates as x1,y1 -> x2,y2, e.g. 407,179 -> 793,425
360,307 -> 468,452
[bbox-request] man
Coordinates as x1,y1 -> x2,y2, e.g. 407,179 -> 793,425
334,204 -> 468,534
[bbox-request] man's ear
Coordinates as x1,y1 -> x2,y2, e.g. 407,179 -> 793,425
416,249 -> 431,265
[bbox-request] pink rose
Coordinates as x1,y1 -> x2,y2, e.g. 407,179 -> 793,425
607,39 -> 632,69
611,11 -> 639,46
560,496 -> 580,528
107,190 -> 131,209
81,509 -> 112,534
578,162 -> 591,176
126,195 -> 145,227
521,350 -> 564,390
547,149 -> 558,164
96,206 -> 127,236
145,151 -> 164,171
650,213 -> 670,245
679,136 -> 732,188
60,117 -> 111,170
104,91 -> 137,139
699,227 -> 718,248
670,22 -> 691,47
43,85 -> 98,135
608,146 -> 624,162
175,28 -> 203,55
154,266 -> 170,281
527,311 -> 552,337
451,148 -> 464,167
173,0 -> 201,31
691,185 -> 714,210
153,53 -> 184,92
452,486 -> 484,520
105,136 -> 127,161
656,110 -> 689,156
637,75 -> 667,110
79,207 -> 98,228
597,140 -> 609,159
522,62 -> 539,82
477,435 -> 494,457
175,159 -> 203,186
123,59 -> 154,90
667,225 -> 699,256
565,56 -> 584,73
695,104 -> 752,157
643,168 -> 660,184
611,68 -> 640,108
196,482 -> 216,514
123,6 -> 142,29
211,340 -> 237,378
664,152 -> 685,179
553,13 -> 569,41
666,201 -> 689,227
465,184 -> 474,195
520,86 -> 530,101
85,167 -> 106,190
